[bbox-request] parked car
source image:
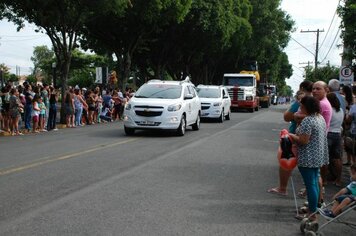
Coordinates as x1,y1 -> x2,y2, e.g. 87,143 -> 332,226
123,78 -> 201,136
196,85 -> 231,122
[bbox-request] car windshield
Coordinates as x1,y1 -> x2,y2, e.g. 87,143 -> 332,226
134,84 -> 182,99
223,76 -> 253,86
196,88 -> 220,98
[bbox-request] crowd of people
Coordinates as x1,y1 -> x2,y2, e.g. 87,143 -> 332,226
0,81 -> 134,136
268,79 -> 356,223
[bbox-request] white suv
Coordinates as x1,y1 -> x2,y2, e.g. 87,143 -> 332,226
123,79 -> 201,136
196,85 -> 231,122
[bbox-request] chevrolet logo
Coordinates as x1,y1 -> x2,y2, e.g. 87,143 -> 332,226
144,108 -> 150,112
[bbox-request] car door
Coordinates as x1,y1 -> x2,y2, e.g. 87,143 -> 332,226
187,85 -> 199,124
222,88 -> 231,115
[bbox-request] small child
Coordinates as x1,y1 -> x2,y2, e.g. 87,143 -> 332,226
38,97 -> 47,132
31,95 -> 41,133
319,164 -> 356,219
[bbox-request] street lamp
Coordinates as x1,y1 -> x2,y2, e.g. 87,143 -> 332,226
52,62 -> 57,88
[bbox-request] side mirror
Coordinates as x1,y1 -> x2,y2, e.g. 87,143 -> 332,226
184,94 -> 194,100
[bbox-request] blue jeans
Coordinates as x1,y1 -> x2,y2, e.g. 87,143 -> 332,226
298,167 -> 320,213
75,107 -> 83,126
24,103 -> 32,130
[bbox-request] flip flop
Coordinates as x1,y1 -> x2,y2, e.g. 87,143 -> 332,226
267,187 -> 287,196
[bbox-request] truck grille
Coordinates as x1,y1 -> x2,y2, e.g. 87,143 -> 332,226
228,89 -> 244,100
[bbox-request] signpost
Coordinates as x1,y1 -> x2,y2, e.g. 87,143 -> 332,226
339,66 -> 354,85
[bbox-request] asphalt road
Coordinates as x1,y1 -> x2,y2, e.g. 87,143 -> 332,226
0,105 -> 354,235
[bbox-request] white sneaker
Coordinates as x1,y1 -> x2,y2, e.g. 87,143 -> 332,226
53,128 -> 58,131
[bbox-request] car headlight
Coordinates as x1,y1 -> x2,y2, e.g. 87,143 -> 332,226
213,102 -> 222,107
167,103 -> 182,112
246,96 -> 253,101
125,103 -> 132,110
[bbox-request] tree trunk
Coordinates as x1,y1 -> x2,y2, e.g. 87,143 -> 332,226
59,56 -> 71,124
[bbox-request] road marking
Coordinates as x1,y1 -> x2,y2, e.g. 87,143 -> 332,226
0,138 -> 139,176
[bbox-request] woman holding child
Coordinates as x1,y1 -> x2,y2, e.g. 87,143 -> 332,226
289,96 -> 329,221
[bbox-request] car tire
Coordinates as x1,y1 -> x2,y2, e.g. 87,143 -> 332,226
192,112 -> 200,130
124,126 -> 135,135
176,115 -> 186,136
225,109 -> 231,120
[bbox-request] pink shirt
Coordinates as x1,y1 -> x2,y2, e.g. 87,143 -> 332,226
319,96 -> 332,132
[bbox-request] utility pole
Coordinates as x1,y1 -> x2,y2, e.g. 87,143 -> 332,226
301,29 -> 324,79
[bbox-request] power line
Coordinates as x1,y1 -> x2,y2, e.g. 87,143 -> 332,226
319,27 -> 341,64
319,0 -> 341,49
290,37 -> 315,56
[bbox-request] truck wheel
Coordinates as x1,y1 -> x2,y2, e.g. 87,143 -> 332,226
249,108 -> 254,113
254,105 -> 259,111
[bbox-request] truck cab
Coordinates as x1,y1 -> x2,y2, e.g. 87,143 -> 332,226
223,73 -> 259,112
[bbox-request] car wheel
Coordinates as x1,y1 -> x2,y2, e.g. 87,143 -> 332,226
124,126 -> 135,135
192,112 -> 200,130
176,115 -> 186,136
218,110 -> 224,123
225,109 -> 231,120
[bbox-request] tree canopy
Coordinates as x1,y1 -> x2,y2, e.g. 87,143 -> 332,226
338,0 -> 356,67
1,0 -> 295,94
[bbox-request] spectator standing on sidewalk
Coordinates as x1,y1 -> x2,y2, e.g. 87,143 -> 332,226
289,96 -> 329,222
9,88 -> 24,135
1,86 -> 11,133
74,86 -> 87,126
41,83 -> 50,130
312,81 -> 332,187
328,79 -> 346,114
65,88 -> 75,128
31,95 -> 41,133
38,97 -> 47,132
267,80 -> 313,196
24,84 -> 34,132
47,86 -> 58,131
326,92 -> 344,186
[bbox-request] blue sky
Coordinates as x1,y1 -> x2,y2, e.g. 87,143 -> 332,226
0,0 -> 343,93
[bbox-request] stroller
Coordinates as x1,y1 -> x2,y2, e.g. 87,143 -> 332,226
299,200 -> 356,235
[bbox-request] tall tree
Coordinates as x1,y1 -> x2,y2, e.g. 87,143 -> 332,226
81,0 -> 192,90
338,0 -> 356,65
1,0 -> 128,122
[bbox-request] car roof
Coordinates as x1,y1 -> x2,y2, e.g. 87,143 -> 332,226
146,79 -> 193,86
197,85 -> 224,89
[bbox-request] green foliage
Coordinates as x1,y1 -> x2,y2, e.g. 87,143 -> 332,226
304,63 -> 339,83
26,74 -> 37,84
338,0 -> 356,64
278,84 -> 293,97
68,68 -> 95,89
3,0 -> 295,93
31,45 -> 55,79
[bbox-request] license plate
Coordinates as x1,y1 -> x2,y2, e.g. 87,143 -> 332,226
139,121 -> 155,125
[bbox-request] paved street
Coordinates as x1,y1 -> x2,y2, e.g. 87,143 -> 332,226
0,105 -> 354,235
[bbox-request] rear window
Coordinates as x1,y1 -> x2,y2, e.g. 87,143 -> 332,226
196,88 -> 220,98
134,84 -> 182,99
